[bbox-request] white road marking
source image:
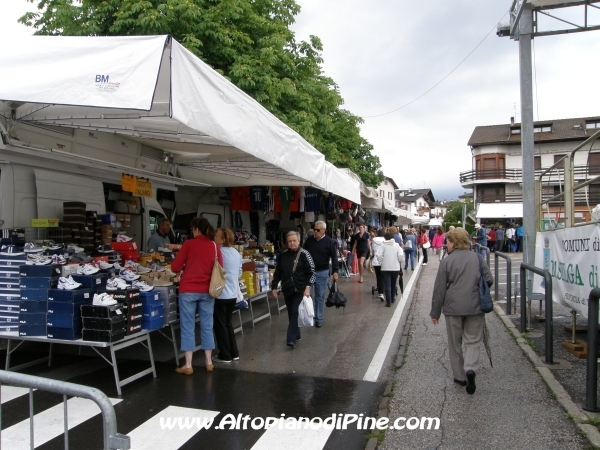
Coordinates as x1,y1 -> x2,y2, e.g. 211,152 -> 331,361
2,396 -> 121,449
250,425 -> 333,450
1,386 -> 30,404
127,405 -> 219,449
363,262 -> 422,382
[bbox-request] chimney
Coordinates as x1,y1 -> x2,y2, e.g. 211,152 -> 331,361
510,117 -> 514,125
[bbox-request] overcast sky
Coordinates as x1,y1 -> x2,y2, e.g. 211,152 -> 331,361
3,1 -> 600,201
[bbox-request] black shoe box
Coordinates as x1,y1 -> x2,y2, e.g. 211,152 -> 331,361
20,277 -> 59,289
47,288 -> 92,303
82,314 -> 126,331
47,314 -> 82,329
96,288 -> 139,302
20,300 -> 47,314
19,264 -> 63,278
80,303 -> 125,319
20,288 -> 48,301
82,327 -> 126,343
47,327 -> 82,340
126,319 -> 142,335
19,324 -> 46,336
47,300 -> 89,315
63,201 -> 87,209
71,274 -> 108,292
19,312 -> 46,325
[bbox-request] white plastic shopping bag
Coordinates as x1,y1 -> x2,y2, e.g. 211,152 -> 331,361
298,295 -> 314,327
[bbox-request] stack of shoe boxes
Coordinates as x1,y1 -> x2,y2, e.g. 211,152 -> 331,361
63,202 -> 86,248
101,214 -> 114,245
71,272 -> 108,294
152,285 -> 176,328
81,211 -> 97,251
0,249 -> 26,333
19,265 -> 61,337
111,242 -> 138,266
47,285 -> 93,340
140,290 -> 163,330
81,304 -> 127,343
97,288 -> 143,335
90,212 -> 103,248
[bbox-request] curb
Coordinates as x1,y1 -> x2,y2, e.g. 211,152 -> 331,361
494,303 -> 600,448
364,266 -> 421,450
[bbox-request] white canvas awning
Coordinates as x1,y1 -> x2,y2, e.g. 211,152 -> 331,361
0,35 -> 360,203
476,203 -> 523,219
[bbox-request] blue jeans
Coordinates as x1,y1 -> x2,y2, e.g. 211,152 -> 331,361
404,249 -> 414,269
179,292 -> 215,351
382,271 -> 399,305
311,269 -> 330,325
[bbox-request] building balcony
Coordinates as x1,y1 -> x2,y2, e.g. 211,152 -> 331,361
460,165 -> 600,188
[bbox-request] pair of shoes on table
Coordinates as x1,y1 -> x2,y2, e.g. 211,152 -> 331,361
286,341 -> 296,348
175,366 -> 193,375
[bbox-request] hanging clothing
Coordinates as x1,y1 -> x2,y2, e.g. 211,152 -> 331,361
304,187 -> 321,212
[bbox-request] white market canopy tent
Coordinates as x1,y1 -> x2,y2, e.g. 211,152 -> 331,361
476,203 -> 523,219
0,35 -> 360,202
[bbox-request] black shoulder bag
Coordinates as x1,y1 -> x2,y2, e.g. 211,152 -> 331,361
281,250 -> 302,297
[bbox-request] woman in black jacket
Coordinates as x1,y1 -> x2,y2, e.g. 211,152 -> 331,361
271,231 -> 316,348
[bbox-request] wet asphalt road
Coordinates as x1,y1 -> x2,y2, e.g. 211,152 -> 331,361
0,268 -> 420,449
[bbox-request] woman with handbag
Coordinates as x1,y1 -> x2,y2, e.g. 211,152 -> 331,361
171,217 -> 223,374
418,228 -> 429,266
430,228 -> 493,395
212,227 -> 242,363
271,231 -> 316,348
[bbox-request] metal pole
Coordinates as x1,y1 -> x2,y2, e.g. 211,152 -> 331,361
583,288 -> 600,412
520,265 -> 527,332
564,154 -> 573,228
519,3 -> 536,293
543,270 -> 553,365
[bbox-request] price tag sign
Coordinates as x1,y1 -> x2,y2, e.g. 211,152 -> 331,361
121,174 -> 137,192
133,178 -> 153,198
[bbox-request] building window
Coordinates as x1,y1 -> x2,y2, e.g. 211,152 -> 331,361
554,154 -> 566,167
379,190 -> 384,198
589,152 -> 600,175
534,156 -> 541,170
534,125 -> 552,133
384,180 -> 388,185
586,121 -> 600,129
388,192 -> 392,200
510,127 -> 521,135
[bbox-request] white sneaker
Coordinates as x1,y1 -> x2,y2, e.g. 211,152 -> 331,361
132,280 -> 154,292
26,254 -> 52,265
423,263 -> 427,266
148,263 -> 166,272
43,240 -> 63,251
119,269 -> 140,281
116,234 -> 133,242
51,254 -> 67,265
106,277 -> 128,290
93,292 -> 118,306
0,245 -> 24,256
67,244 -> 85,253
99,261 -> 114,270
77,264 -> 100,275
124,260 -> 151,273
58,276 -> 82,290
24,243 -> 44,253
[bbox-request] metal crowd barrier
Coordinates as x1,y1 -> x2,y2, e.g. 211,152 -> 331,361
472,243 -> 491,267
583,288 -> 600,412
520,263 -> 553,364
0,370 -> 130,450
494,251 -> 512,313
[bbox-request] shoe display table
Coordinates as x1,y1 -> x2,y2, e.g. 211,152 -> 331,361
247,292 -> 271,326
0,330 -> 156,396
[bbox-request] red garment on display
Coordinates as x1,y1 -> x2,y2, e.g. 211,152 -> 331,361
339,199 -> 353,210
289,187 -> 300,212
230,187 -> 251,211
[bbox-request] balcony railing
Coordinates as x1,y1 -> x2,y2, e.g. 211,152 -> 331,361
476,191 -> 600,207
460,165 -> 600,184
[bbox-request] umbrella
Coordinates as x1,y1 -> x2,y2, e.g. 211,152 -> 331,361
483,320 -> 493,368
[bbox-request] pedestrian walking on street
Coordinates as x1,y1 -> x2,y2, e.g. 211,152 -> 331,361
495,225 -> 505,252
389,226 -> 404,295
431,226 -> 445,260
516,223 -> 524,252
213,227 -> 242,364
473,224 -> 488,259
488,227 -> 496,253
418,228 -> 429,265
506,224 -> 516,253
171,217 -> 222,374
303,221 -> 339,328
375,232 -> 404,307
403,229 -> 417,270
371,229 -> 386,301
430,227 -> 493,394
271,231 -> 316,348
352,224 -> 371,283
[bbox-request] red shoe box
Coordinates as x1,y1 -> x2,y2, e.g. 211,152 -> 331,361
110,242 -> 138,251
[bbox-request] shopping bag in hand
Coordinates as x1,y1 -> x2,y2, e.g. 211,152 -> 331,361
298,295 -> 314,327
326,281 -> 347,309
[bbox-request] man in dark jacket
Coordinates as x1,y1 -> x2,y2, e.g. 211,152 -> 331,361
271,231 -> 316,348
303,221 -> 339,328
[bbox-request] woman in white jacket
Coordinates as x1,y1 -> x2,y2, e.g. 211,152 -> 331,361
376,232 -> 405,307
371,229 -> 386,301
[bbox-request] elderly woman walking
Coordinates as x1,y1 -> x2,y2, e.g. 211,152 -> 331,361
376,232 -> 404,307
429,228 -> 493,394
271,231 -> 316,348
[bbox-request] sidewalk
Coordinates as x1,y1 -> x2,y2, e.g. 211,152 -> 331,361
380,251 -> 590,449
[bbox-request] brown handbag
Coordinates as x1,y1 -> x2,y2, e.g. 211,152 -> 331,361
209,242 -> 227,298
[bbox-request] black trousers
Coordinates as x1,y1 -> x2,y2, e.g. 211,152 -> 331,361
285,292 -> 303,343
382,271 -> 399,305
374,265 -> 384,295
213,298 -> 239,360
422,247 -> 428,264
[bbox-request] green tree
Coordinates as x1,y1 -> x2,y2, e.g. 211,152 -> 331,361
20,0 -> 384,187
442,199 -> 473,224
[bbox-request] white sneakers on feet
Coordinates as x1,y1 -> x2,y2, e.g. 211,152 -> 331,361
106,277 -> 128,290
132,280 -> 154,292
58,276 -> 82,290
77,264 -> 100,275
93,292 -> 118,306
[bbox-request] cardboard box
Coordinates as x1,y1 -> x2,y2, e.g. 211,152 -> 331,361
20,277 -> 59,289
82,328 -> 126,343
71,274 -> 108,292
47,288 -> 92,303
47,301 -> 89,315
47,327 -> 82,340
82,315 -> 127,331
19,324 -> 46,336
19,300 -> 48,314
18,312 -> 46,325
19,264 -> 63,278
20,288 -> 48,301
80,303 -> 125,319
46,314 -> 82,329
126,320 -> 143,335
30,218 -> 60,228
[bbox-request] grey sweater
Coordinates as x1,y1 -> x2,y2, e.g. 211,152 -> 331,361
430,249 -> 493,319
